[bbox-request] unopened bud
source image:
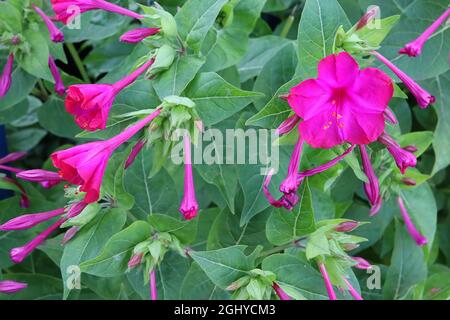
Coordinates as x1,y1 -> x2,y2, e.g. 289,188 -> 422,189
352,257 -> 372,270
356,6 -> 380,30
402,178 -> 417,186
343,243 -> 360,251
335,221 -> 360,232
404,145 -> 418,153
127,253 -> 144,269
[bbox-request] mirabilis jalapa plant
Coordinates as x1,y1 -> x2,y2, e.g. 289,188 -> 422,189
0,0 -> 448,301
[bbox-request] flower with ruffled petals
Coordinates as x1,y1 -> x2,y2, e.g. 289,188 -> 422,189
65,59 -> 154,131
120,28 -> 160,43
33,5 -> 64,43
288,52 -> 393,149
0,280 -> 27,294
399,8 -> 450,57
372,51 -> 435,108
52,109 -> 161,203
0,53 -> 14,98
179,135 -> 199,220
50,0 -> 143,24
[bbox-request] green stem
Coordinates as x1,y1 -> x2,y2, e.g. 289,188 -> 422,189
259,237 -> 307,258
67,43 -> 90,83
37,80 -> 48,101
280,5 -> 298,38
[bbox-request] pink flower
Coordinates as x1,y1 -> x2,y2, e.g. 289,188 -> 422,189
48,56 -> 66,96
65,59 -> 154,131
288,52 -> 393,149
359,145 -> 381,216
32,5 -> 64,43
276,114 -> 300,136
50,0 -> 143,25
397,196 -> 428,246
372,51 -> 435,108
335,221 -> 359,232
0,208 -> 65,231
318,262 -> 337,300
17,169 -> 63,189
179,135 -> 199,220
341,277 -> 363,300
399,8 -> 450,57
11,218 -> 65,263
378,133 -> 417,174
272,283 -> 292,300
352,257 -> 372,270
120,28 -> 160,43
124,139 -> 146,169
0,280 -> 27,294
0,53 -> 14,98
52,109 -> 161,203
356,6 -> 380,30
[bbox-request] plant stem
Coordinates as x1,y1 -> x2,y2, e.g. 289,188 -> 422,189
280,5 -> 298,38
66,43 -> 90,83
259,237 -> 307,258
37,80 -> 48,100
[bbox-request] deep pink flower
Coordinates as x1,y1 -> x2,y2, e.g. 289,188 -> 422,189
0,208 -> 65,231
341,277 -> 363,300
399,8 -> 450,57
0,53 -> 14,98
120,28 -> 160,43
48,56 -> 66,96
17,169 -> 63,189
65,59 -> 154,131
124,139 -> 146,169
397,196 -> 428,246
378,133 -> 417,174
11,218 -> 65,263
273,283 -> 292,300
318,262 -> 337,300
50,0 -> 143,24
335,221 -> 359,232
372,51 -> 435,108
52,109 -> 161,203
352,257 -> 372,270
179,135 -> 199,220
359,145 -> 381,216
288,52 -> 393,149
356,6 -> 380,30
0,280 -> 27,294
276,114 -> 300,136
33,5 -> 64,43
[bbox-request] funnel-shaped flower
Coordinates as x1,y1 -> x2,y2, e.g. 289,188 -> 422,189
318,262 -> 337,300
11,218 -> 65,263
125,139 -> 146,169
52,109 -> 161,203
372,51 -> 435,108
0,208 -> 65,231
342,277 -> 363,300
0,53 -> 14,98
0,280 -> 27,294
65,59 -> 154,131
397,196 -> 428,246
288,52 -> 393,149
48,56 -> 65,96
179,135 -> 199,220
359,145 -> 381,216
120,28 -> 160,43
276,114 -> 300,136
273,283 -> 292,300
399,8 -> 450,57
378,133 -> 417,174
17,169 -> 63,189
51,0 -> 143,24
33,5 -> 64,43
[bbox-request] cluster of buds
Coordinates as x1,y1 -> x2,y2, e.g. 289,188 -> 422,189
226,269 -> 285,300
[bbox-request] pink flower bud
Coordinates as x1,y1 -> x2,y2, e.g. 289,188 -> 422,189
0,53 -> 14,97
120,28 -> 160,43
352,257 -> 372,270
0,280 -> 27,294
127,253 -> 143,269
356,6 -> 380,30
335,221 -> 359,232
62,226 -> 79,245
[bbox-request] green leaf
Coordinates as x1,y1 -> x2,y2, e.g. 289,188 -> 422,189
80,221 -> 152,277
266,180 -> 316,246
180,262 -> 230,299
37,98 -> 81,139
0,68 -> 36,111
0,2 -> 22,32
7,128 -> 46,152
296,0 -> 351,78
185,72 -> 263,125
398,131 -> 433,157
175,0 -> 228,51
60,208 -> 127,298
263,0 -> 295,13
17,29 -> 52,81
152,55 -> 205,99
0,274 -> 62,300
189,245 -> 262,288
148,214 -> 198,244
383,221 -> 427,299
355,15 -> 400,47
